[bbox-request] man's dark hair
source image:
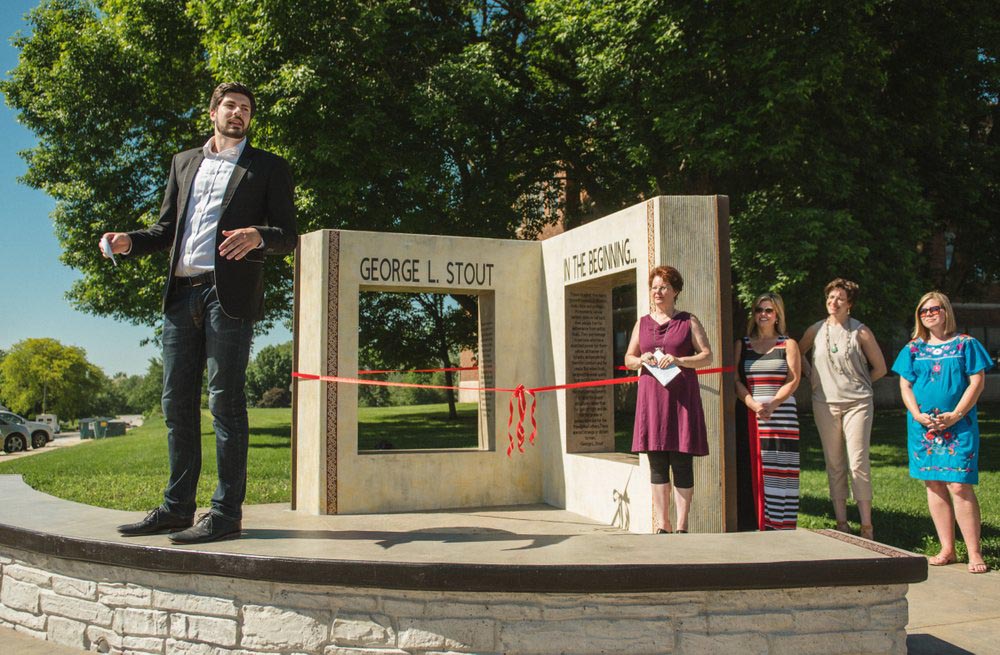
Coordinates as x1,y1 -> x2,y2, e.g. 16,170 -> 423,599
210,82 -> 256,117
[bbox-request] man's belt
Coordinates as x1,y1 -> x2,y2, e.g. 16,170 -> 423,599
174,271 -> 215,288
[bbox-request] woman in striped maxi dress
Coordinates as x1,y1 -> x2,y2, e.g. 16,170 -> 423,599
734,293 -> 802,530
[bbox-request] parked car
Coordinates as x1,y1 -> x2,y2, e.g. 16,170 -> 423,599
0,417 -> 31,453
0,411 -> 53,449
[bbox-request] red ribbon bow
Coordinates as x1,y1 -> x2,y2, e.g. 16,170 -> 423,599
506,385 -> 536,456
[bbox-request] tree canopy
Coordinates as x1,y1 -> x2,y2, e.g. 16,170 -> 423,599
245,342 -> 293,407
0,338 -> 106,418
3,0 -> 997,340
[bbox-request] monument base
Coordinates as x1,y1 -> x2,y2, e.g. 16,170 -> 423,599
0,476 -> 923,654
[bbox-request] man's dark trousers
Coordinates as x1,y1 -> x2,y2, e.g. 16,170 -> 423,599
161,283 -> 254,522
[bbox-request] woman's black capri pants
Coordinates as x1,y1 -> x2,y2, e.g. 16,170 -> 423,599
646,451 -> 694,489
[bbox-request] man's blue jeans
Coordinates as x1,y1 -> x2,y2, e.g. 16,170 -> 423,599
160,283 -> 253,521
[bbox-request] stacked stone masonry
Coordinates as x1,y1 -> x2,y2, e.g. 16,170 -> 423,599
0,548 -> 908,654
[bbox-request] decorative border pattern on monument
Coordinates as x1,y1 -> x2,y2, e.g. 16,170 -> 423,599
326,230 -> 340,513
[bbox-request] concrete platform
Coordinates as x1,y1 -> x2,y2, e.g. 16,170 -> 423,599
0,475 -> 927,654
0,476 -> 923,593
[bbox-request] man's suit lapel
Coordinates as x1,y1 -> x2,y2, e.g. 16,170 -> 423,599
177,151 -> 204,222
221,144 -> 254,216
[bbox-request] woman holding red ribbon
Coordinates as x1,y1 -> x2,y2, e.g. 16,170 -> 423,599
734,292 -> 801,531
625,265 -> 713,534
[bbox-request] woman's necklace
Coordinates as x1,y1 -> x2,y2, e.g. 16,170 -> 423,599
650,307 -> 676,324
823,318 -> 851,376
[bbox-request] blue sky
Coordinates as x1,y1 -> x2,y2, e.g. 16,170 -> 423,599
0,1 -> 290,377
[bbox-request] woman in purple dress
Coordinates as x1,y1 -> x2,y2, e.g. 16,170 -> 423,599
625,266 -> 713,533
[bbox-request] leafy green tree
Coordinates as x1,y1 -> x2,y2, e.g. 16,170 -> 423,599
2,0 -> 213,328
246,342 -> 293,407
360,292 -> 477,418
0,338 -> 107,419
525,0 -> 999,337
4,0 -> 997,346
119,358 -> 163,416
2,0 -> 555,332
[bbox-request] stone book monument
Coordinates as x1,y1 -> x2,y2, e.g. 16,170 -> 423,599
292,196 -> 736,533
0,195 -> 921,655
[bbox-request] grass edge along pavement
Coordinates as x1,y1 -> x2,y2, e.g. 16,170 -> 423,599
0,402 -> 996,569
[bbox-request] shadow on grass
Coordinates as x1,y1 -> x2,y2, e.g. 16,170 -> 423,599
240,526 -> 572,551
249,442 -> 290,450
251,427 -> 292,440
358,405 -> 479,450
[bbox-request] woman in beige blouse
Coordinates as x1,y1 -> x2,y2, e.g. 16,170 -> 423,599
800,279 -> 887,540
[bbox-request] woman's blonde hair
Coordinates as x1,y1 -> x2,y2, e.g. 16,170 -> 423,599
912,291 -> 957,340
746,292 -> 787,337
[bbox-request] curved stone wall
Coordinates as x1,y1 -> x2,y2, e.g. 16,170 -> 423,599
0,544 -> 910,654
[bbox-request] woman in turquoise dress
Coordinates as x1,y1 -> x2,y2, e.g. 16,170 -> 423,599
892,291 -> 993,573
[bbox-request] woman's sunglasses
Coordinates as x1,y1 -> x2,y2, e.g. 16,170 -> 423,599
754,307 -> 776,315
918,305 -> 944,317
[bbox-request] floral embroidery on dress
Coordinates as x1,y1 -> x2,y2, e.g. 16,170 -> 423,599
918,450 -> 976,475
909,336 -> 970,384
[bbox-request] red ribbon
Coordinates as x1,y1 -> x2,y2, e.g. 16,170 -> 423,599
357,366 -> 478,375
293,365 -> 734,457
506,385 -> 535,456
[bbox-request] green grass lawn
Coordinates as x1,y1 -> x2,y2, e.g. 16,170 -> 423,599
798,403 -> 999,569
358,402 -> 479,449
0,401 -> 996,567
0,408 -> 294,511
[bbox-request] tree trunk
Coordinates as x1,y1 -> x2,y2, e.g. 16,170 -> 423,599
444,367 -> 457,420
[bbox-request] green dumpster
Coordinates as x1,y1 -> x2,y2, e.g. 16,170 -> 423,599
105,421 -> 127,437
95,420 -> 109,439
79,419 -> 94,439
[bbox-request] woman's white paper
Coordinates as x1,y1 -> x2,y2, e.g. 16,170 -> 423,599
642,362 -> 681,387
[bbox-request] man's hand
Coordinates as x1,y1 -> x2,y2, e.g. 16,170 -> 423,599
99,232 -> 132,256
220,228 -> 262,260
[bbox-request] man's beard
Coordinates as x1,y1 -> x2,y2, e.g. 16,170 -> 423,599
217,119 -> 246,138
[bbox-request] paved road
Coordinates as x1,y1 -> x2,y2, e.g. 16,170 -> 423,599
1,413 -> 143,462
0,433 -> 86,461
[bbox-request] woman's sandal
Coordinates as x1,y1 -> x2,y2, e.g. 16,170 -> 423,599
860,524 -> 874,541
835,521 -> 851,534
656,528 -> 671,534
928,553 -> 957,566
968,559 -> 989,574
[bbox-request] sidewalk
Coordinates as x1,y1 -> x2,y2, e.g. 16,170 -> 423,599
907,561 -> 999,654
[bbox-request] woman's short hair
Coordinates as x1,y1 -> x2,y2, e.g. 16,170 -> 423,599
912,291 -> 958,340
746,292 -> 787,337
824,278 -> 859,304
823,277 -> 861,305
648,265 -> 683,293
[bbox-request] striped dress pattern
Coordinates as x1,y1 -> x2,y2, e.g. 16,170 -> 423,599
740,336 -> 800,530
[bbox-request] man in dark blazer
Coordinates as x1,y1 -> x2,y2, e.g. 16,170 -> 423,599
101,83 -> 296,544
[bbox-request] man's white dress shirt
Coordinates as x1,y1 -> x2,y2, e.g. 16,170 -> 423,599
174,138 -> 246,277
